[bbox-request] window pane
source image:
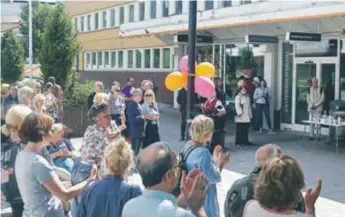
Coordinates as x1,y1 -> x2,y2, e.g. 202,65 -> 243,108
150,1 -> 156,19
163,48 -> 170,69
223,0 -> 232,7
74,18 -> 78,30
242,0 -> 252,4
144,49 -> 151,68
110,9 -> 115,27
94,13 -> 99,30
205,0 -> 214,10
153,49 -> 160,68
129,5 -> 134,22
176,0 -> 182,14
128,50 -> 133,68
111,51 -> 116,68
139,2 -> 145,21
86,53 -> 90,67
162,0 -> 169,17
104,51 -> 109,67
92,52 -> 96,68
136,50 -> 142,68
97,52 -> 103,68
119,7 -> 124,24
87,15 -> 91,30
118,51 -> 123,68
80,16 -> 84,31
102,11 -> 107,28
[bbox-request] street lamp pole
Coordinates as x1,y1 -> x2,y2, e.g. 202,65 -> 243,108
29,0 -> 33,80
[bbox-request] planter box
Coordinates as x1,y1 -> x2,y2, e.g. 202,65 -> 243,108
63,104 -> 89,138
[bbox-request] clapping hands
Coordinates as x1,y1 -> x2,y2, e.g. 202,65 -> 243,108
304,179 -> 322,215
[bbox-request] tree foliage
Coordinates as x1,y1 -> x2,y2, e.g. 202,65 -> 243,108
238,46 -> 255,69
1,30 -> 25,83
38,3 -> 79,87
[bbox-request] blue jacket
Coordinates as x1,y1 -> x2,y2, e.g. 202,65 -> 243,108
126,101 -> 145,139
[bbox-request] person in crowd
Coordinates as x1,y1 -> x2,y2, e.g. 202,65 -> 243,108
307,77 -> 324,140
253,79 -> 274,133
112,80 -> 121,88
47,77 -> 63,120
177,85 -> 187,141
108,84 -> 126,127
1,105 -> 32,217
44,82 -> 59,121
181,115 -> 230,217
126,88 -> 145,156
245,77 -> 255,97
122,142 -> 209,217
122,77 -> 135,103
18,86 -> 34,107
148,77 -> 158,96
243,155 -> 322,217
214,77 -> 226,105
15,112 -> 98,217
34,81 -> 42,94
1,83 -> 10,125
142,89 -> 160,148
88,81 -> 104,109
235,86 -> 253,146
16,81 -> 24,89
46,123 -> 75,173
202,91 -> 227,154
33,93 -> 46,113
76,138 -> 142,217
93,92 -> 109,105
323,79 -> 334,115
3,84 -> 19,115
140,80 -> 153,104
80,103 -> 122,171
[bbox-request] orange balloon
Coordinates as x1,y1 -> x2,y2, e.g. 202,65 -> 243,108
165,72 -> 186,91
196,62 -> 215,77
182,72 -> 188,85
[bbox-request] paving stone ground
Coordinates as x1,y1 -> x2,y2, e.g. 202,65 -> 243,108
1,104 -> 345,217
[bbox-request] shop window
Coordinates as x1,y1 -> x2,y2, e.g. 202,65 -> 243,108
74,18 -> 78,31
139,2 -> 145,21
129,5 -> 135,22
92,52 -> 96,69
340,54 -> 345,99
205,0 -> 214,10
153,49 -> 160,68
119,7 -> 124,24
128,50 -> 134,68
102,11 -> 107,28
223,0 -> 232,7
150,1 -> 156,19
80,16 -> 84,32
175,0 -> 182,14
162,0 -> 169,17
110,9 -> 115,27
86,53 -> 91,68
145,49 -> 151,68
94,13 -> 99,30
97,52 -> 103,68
111,51 -> 116,68
118,51 -> 123,68
163,48 -> 170,69
87,15 -> 91,31
104,51 -> 109,68
136,50 -> 143,68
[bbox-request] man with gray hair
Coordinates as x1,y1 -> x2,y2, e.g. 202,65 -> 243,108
18,86 -> 34,107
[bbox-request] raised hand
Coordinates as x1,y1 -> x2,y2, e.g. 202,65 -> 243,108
180,169 -> 201,198
212,145 -> 222,162
304,179 -> 322,214
185,172 -> 209,214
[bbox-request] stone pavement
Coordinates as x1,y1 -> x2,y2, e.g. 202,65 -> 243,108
1,104 -> 345,217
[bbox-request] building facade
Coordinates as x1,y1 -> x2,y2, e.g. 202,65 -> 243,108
66,0 -> 345,132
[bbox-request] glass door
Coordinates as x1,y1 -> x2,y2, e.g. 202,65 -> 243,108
321,64 -> 336,114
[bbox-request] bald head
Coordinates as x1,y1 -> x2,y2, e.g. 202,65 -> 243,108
255,144 -> 282,166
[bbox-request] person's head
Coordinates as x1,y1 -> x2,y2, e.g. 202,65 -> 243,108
33,94 -> 45,112
112,81 -> 121,88
254,155 -> 305,212
8,85 -> 17,97
144,89 -> 155,104
88,103 -> 110,129
95,81 -> 104,93
104,138 -> 133,177
131,88 -> 143,103
18,86 -> 34,106
253,77 -> 260,86
189,115 -> 214,144
93,92 -> 109,105
141,80 -> 149,89
51,123 -> 65,145
5,105 -> 32,138
34,81 -> 42,94
47,76 -> 56,85
127,77 -> 135,86
239,86 -> 247,95
45,82 -> 53,93
260,79 -> 267,88
311,77 -> 318,88
111,85 -> 121,97
214,77 -> 221,88
255,144 -> 283,166
16,81 -> 24,89
136,142 -> 179,192
237,79 -> 245,88
19,112 -> 54,147
144,81 -> 153,91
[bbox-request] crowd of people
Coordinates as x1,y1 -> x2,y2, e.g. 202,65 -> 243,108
1,75 -> 322,217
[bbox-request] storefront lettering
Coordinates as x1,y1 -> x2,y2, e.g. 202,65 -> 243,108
281,42 -> 293,123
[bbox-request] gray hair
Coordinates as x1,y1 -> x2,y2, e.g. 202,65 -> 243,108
18,86 -> 34,104
131,88 -> 143,97
88,103 -> 109,123
255,144 -> 282,166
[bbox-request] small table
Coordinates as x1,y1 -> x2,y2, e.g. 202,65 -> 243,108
302,120 -> 345,154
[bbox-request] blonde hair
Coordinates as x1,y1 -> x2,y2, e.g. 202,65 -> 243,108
33,94 -> 45,112
104,137 -> 133,175
51,123 -> 65,133
1,83 -> 10,95
189,115 -> 214,143
144,89 -> 156,102
93,92 -> 109,104
5,105 -> 33,131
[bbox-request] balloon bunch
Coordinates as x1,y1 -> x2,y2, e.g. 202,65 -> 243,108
165,55 -> 216,98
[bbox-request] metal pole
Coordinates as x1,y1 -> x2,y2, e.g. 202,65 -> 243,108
186,0 -> 197,126
29,0 -> 33,80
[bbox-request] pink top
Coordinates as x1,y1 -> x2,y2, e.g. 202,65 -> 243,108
243,200 -> 308,217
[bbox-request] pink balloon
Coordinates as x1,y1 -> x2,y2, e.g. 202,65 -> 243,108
179,56 -> 189,73
194,76 -> 215,98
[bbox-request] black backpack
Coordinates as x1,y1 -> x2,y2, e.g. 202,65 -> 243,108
172,145 -> 201,196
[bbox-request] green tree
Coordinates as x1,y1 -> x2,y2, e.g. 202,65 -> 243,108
38,3 -> 79,86
20,2 -> 54,62
1,30 -> 25,83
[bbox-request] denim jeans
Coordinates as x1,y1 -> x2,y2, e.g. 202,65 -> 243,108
180,110 -> 187,138
256,103 -> 272,130
131,138 -> 143,156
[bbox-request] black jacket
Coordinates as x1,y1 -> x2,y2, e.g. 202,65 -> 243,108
87,91 -> 97,110
177,88 -> 187,111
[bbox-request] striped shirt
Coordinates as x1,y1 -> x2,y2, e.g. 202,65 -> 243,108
108,95 -> 125,115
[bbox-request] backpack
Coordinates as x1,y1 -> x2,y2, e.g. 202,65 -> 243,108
172,145 -> 201,196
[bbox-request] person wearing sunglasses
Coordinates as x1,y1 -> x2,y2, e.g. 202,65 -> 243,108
141,89 -> 160,149
108,85 -> 126,127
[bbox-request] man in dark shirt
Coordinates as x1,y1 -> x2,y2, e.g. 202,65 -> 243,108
122,77 -> 135,103
177,87 -> 187,141
87,81 -> 104,109
214,77 -> 226,105
3,85 -> 18,115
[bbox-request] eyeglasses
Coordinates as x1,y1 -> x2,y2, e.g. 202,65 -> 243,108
145,94 -> 153,97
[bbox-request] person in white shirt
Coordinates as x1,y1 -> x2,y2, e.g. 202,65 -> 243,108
307,77 -> 324,140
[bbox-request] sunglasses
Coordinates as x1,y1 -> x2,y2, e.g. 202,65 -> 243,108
114,89 -> 120,92
145,94 -> 153,97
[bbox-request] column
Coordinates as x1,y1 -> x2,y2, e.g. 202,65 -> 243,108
145,1 -> 150,20
182,0 -> 189,13
134,2 -> 139,22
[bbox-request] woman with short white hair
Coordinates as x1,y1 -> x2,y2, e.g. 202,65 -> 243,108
18,86 -> 34,107
33,93 -> 46,113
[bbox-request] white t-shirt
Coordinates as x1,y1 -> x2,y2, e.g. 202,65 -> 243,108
243,200 -> 308,217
